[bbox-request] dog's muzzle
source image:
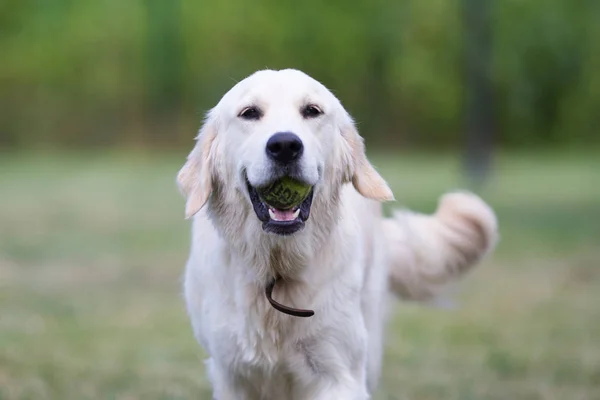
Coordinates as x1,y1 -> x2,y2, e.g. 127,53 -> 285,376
246,178 -> 314,236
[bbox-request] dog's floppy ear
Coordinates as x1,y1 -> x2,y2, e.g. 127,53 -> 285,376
341,117 -> 394,202
177,112 -> 218,219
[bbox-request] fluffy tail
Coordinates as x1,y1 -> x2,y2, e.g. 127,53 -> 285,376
383,191 -> 498,302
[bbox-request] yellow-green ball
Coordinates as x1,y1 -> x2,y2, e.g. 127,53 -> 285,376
258,177 -> 311,210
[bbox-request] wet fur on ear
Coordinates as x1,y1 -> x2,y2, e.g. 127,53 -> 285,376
341,118 -> 394,202
177,114 -> 218,219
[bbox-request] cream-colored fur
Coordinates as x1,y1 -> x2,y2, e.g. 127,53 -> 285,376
178,69 -> 498,399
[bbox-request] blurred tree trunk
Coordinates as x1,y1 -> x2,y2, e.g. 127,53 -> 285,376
364,46 -> 391,144
145,0 -> 183,145
462,0 -> 494,187
362,5 -> 395,147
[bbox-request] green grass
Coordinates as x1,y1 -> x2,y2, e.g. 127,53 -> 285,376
1,151 -> 599,399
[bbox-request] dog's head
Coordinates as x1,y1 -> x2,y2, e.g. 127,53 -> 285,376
178,69 -> 393,237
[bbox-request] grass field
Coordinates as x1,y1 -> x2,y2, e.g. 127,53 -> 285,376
1,151 -> 599,399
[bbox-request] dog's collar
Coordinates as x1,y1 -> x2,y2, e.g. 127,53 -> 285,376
265,277 -> 315,318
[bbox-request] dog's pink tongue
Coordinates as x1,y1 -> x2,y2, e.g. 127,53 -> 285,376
271,208 -> 296,221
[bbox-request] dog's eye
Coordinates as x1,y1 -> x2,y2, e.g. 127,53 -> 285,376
239,107 -> 262,120
301,104 -> 323,119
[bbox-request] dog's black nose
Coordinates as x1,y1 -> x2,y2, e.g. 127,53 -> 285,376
266,132 -> 303,164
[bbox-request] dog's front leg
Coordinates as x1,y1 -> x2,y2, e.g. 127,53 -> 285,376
295,333 -> 370,400
207,358 -> 255,400
308,380 -> 370,400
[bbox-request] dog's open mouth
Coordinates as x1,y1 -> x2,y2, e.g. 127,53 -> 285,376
246,178 -> 314,236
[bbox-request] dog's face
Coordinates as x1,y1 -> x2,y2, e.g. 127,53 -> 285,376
178,69 -> 393,236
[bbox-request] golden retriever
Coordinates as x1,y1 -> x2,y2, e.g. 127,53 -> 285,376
177,69 -> 498,399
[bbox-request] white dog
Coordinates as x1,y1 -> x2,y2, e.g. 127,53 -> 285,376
177,69 -> 498,399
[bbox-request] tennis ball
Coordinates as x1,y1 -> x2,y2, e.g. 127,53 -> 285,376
258,177 -> 311,210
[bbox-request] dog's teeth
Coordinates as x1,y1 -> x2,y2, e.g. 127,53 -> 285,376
268,209 -> 276,220
292,209 -> 300,219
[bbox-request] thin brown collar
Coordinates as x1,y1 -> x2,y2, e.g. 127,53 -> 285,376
265,277 -> 314,318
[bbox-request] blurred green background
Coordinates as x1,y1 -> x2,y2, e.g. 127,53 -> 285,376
2,0 -> 599,149
1,1 -> 599,399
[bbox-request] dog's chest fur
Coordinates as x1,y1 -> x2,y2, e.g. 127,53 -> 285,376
231,249 -> 314,368
209,248 -> 315,373
239,290 -> 302,366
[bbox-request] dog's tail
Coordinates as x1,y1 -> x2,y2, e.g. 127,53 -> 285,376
383,191 -> 498,303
